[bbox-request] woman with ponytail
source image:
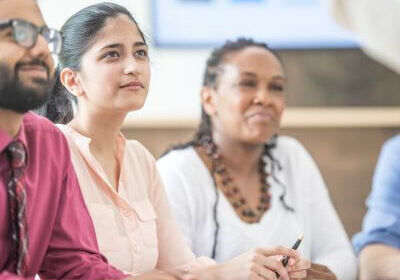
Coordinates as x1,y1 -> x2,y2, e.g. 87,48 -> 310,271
157,38 -> 357,280
42,2 -> 310,280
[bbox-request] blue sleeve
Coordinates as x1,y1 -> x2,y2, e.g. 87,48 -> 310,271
352,135 -> 400,254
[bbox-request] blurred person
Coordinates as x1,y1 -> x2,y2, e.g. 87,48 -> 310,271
40,3 -> 310,280
0,0 -> 161,279
352,135 -> 400,280
327,0 -> 400,74
328,1 -> 400,279
157,38 -> 357,280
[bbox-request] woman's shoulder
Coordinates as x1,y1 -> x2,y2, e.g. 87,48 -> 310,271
157,146 -> 215,203
54,124 -> 79,149
125,139 -> 158,168
274,135 -> 310,158
271,136 -> 319,176
126,139 -> 151,155
157,146 -> 198,171
54,124 -> 83,143
157,146 -> 212,189
55,123 -> 68,134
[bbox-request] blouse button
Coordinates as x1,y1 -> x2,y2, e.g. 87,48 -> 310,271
133,245 -> 139,253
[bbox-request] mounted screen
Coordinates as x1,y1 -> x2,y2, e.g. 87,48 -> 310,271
152,0 -> 358,49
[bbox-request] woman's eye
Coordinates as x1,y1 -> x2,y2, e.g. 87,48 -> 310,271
104,51 -> 120,59
239,80 -> 257,87
270,84 -> 284,91
135,49 -> 148,58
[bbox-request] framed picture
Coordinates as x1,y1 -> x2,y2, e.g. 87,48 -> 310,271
152,0 -> 358,49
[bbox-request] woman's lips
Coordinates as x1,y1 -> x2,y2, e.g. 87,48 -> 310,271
246,111 -> 274,123
120,81 -> 144,90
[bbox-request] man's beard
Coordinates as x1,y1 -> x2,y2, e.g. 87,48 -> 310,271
0,60 -> 55,113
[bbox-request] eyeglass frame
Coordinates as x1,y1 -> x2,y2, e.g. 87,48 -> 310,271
0,18 -> 62,54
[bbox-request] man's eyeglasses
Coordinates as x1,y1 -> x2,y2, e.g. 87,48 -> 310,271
0,19 -> 62,55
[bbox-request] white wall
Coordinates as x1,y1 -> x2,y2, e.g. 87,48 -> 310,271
38,0 -> 210,126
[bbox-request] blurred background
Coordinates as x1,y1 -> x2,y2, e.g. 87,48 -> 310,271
38,0 -> 400,238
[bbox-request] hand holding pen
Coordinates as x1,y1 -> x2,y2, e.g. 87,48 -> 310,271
185,243 -> 309,280
275,235 -> 308,279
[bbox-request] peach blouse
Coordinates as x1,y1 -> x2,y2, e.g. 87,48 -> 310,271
57,125 -> 213,275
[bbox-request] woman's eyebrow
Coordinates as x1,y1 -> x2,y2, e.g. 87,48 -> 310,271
240,72 -> 257,77
99,43 -> 122,51
240,72 -> 287,81
271,75 -> 287,81
133,41 -> 147,48
99,41 -> 147,51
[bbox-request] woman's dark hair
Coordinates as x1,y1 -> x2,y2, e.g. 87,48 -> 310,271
37,2 -> 147,124
160,38 -> 293,259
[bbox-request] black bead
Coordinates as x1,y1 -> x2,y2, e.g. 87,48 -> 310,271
242,209 -> 255,217
233,202 -> 241,208
222,177 -> 232,185
215,166 -> 226,174
200,136 -> 273,220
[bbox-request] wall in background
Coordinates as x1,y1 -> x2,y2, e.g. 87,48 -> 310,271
152,0 -> 356,48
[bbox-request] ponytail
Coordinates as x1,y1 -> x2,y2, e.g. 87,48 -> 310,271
39,67 -> 75,124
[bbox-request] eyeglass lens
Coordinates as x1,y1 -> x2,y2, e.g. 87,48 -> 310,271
12,20 -> 62,54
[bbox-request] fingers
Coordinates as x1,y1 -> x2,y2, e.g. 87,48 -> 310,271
259,246 -> 300,263
249,247 -> 311,280
251,262 -> 279,280
250,253 -> 290,280
288,258 -> 311,272
263,258 -> 290,280
286,257 -> 310,279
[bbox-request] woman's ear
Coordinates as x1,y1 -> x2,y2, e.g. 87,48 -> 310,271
59,68 -> 84,98
201,86 -> 217,117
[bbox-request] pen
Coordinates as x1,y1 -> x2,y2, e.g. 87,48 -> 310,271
275,235 -> 304,278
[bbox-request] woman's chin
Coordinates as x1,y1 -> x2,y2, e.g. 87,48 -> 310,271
118,99 -> 147,113
245,131 -> 278,145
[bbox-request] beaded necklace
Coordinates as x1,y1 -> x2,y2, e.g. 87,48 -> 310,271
200,136 -> 271,223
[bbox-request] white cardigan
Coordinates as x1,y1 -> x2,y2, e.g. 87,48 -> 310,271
157,136 -> 357,280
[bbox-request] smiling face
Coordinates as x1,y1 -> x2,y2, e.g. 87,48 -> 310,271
71,14 -> 150,114
204,46 -> 286,145
0,0 -> 55,113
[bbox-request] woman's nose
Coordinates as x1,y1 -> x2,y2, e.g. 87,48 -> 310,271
123,58 -> 141,75
253,88 -> 271,105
